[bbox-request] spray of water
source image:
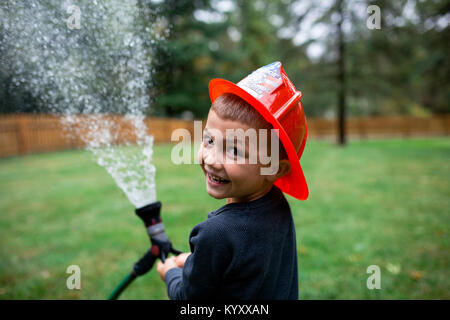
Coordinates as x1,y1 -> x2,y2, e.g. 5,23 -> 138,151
0,0 -> 168,208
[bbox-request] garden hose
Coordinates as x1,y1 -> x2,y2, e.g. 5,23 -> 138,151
108,273 -> 136,300
107,201 -> 181,300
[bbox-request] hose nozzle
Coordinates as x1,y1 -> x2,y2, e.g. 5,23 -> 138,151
135,201 -> 162,227
135,201 -> 181,262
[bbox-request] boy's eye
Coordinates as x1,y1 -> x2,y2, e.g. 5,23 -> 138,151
227,146 -> 243,157
203,136 -> 213,145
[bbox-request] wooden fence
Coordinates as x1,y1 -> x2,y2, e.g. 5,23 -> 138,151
0,114 -> 449,158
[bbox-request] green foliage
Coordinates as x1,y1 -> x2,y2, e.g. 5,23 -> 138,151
0,138 -> 449,299
0,0 -> 448,117
343,0 -> 450,116
150,0 -> 450,118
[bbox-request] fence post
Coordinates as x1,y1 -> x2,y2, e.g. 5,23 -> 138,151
16,116 -> 30,155
444,115 -> 450,136
359,117 -> 367,140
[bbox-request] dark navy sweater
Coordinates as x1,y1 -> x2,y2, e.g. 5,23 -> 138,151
164,185 -> 299,300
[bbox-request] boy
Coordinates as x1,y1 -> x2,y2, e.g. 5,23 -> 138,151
157,61 -> 308,300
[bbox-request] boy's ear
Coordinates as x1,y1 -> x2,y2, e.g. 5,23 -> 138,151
265,159 -> 291,182
276,159 -> 291,179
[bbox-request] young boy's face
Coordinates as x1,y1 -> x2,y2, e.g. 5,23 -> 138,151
198,110 -> 288,204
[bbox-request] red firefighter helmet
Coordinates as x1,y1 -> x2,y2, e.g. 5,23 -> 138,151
209,61 -> 309,200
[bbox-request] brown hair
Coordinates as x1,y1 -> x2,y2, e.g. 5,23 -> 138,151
210,93 -> 288,160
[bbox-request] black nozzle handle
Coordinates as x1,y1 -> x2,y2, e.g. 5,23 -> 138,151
133,249 -> 158,276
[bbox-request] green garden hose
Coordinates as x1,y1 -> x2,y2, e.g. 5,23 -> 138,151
108,273 -> 137,300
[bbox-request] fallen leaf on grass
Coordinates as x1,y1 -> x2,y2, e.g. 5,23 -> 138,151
410,270 -> 422,281
41,270 -> 50,279
386,263 -> 401,275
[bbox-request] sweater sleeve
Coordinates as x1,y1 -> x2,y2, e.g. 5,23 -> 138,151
164,219 -> 232,300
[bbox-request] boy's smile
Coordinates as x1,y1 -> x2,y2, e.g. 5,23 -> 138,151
198,110 -> 289,204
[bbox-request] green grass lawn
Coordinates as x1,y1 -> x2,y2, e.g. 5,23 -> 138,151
0,138 -> 449,299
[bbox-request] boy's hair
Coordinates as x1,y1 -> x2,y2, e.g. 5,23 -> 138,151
210,93 -> 288,160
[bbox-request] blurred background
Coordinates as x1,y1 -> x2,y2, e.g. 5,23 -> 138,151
0,0 -> 449,299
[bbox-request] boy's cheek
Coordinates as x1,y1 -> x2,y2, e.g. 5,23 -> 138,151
197,147 -> 203,164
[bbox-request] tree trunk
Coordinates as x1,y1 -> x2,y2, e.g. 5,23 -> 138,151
337,0 -> 346,146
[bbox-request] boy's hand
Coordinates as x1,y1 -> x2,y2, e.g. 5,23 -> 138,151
175,252 -> 191,268
156,253 -> 191,281
156,257 -> 178,281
